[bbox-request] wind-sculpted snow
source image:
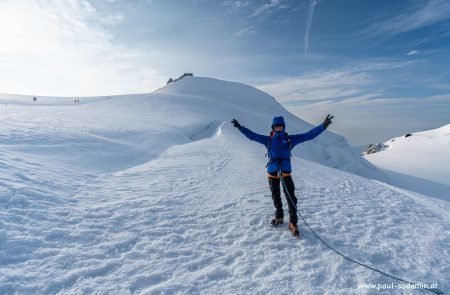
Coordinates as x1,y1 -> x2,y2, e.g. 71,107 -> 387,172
1,77 -> 382,178
1,127 -> 448,293
0,77 -> 448,293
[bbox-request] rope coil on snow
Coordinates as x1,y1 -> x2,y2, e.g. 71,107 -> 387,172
279,174 -> 443,295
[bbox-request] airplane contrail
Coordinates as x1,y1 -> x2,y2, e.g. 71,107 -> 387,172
304,0 -> 317,55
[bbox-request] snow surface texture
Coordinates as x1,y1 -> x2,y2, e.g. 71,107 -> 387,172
0,77 -> 448,294
364,125 -> 450,202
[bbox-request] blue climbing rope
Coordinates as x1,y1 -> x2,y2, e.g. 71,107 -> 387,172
279,174 -> 443,295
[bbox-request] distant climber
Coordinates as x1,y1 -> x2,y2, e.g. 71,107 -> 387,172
231,114 -> 334,236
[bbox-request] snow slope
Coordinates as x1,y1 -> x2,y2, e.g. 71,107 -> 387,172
364,125 -> 450,202
0,77 -> 448,294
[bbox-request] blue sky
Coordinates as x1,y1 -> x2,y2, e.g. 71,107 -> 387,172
0,0 -> 449,144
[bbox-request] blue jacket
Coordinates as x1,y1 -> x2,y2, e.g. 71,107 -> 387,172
239,121 -> 325,173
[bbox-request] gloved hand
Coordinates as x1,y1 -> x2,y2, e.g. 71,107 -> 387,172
231,118 -> 242,129
323,114 -> 334,129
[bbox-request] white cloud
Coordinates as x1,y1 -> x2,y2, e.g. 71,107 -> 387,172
221,1 -> 250,9
255,60 -> 447,145
97,12 -> 125,26
407,50 -> 419,56
0,0 -> 165,96
304,0 -> 317,55
364,0 -> 450,37
252,0 -> 284,17
287,93 -> 450,145
235,26 -> 254,37
257,68 -> 371,102
258,71 -> 371,102
256,61 -> 415,103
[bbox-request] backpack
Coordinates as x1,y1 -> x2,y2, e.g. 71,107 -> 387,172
265,131 -> 292,158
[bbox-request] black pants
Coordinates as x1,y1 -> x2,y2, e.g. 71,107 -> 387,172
268,172 -> 298,224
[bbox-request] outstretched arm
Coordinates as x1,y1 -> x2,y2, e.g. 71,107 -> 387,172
231,119 -> 269,146
290,124 -> 325,147
290,114 -> 334,147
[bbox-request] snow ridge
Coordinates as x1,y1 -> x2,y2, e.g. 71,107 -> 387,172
364,124 -> 450,201
0,77 -> 448,294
